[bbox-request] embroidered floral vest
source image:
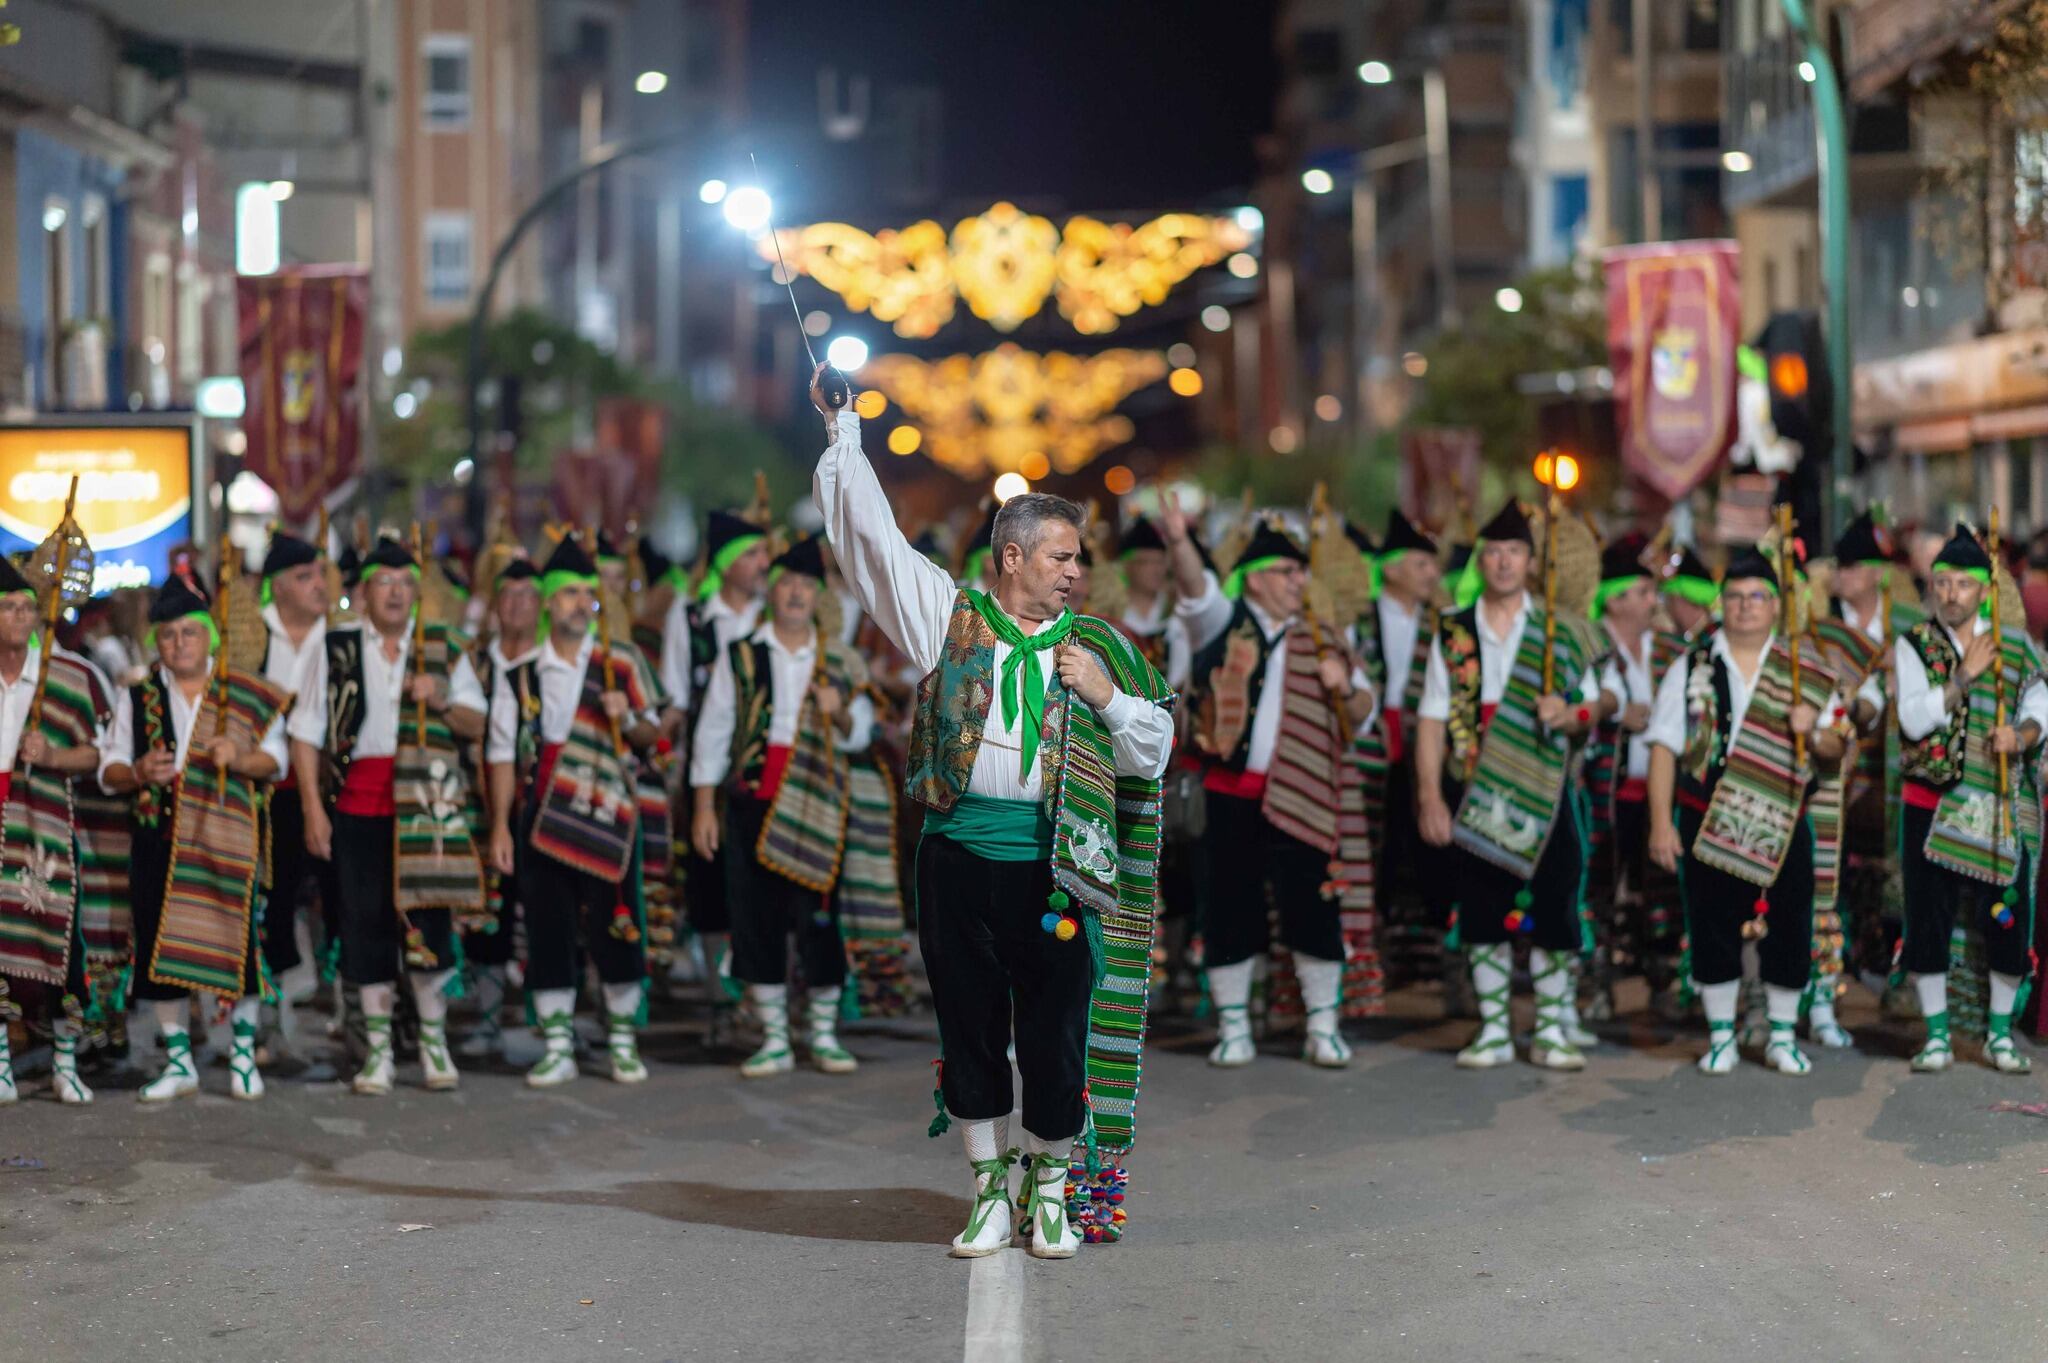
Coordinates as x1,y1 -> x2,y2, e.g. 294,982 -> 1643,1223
1676,636 -> 1736,795
1897,621 -> 1970,787
726,635 -> 863,791
904,594 -> 1072,814
1188,602 -> 1283,772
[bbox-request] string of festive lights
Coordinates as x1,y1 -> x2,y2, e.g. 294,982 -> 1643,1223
763,203 -> 1253,338
863,342 -> 1167,477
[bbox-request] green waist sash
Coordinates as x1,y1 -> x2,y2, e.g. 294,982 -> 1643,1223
925,793 -> 1052,862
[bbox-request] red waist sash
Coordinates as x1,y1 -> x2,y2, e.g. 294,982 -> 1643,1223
335,755 -> 396,817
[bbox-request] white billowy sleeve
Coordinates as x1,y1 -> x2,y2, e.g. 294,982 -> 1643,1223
688,644 -> 739,790
659,594 -> 692,713
813,412 -> 955,676
1174,570 -> 1232,653
1416,635 -> 1452,723
2018,674 -> 2048,740
96,687 -> 133,793
1164,616 -> 1193,693
1095,688 -> 1175,780
286,642 -> 329,749
1894,637 -> 1946,741
485,667 -> 518,766
448,653 -> 488,717
838,692 -> 876,753
1644,655 -> 1689,755
255,714 -> 289,778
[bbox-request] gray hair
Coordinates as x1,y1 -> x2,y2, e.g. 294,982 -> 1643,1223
989,493 -> 1086,572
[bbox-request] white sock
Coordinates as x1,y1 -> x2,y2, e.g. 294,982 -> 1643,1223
360,982 -> 396,1021
1025,1131 -> 1076,1165
1991,971 -> 2022,1017
1295,956 -> 1343,1020
153,998 -> 190,1043
1472,943 -> 1512,1038
962,1115 -> 1009,1163
1913,972 -> 1948,1019
1698,980 -> 1739,1027
231,995 -> 261,1028
533,987 -> 576,1024
51,1016 -> 81,1050
409,969 -> 454,1024
1207,958 -> 1254,1010
602,980 -> 642,1022
1764,983 -> 1802,1027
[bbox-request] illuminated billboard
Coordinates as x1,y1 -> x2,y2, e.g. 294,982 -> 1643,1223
0,423 -> 198,592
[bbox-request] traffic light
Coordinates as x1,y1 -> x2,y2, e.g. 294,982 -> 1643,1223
1756,311 -> 1829,537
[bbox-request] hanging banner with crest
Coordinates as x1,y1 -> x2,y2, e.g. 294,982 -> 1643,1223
236,266 -> 367,524
1603,240 -> 1740,503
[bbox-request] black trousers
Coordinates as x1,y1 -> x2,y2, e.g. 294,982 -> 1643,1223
1449,781 -> 1585,951
130,821 -> 259,1001
262,792 -> 319,977
1679,803 -> 1814,989
918,828 -> 1092,1141
519,809 -> 645,992
724,792 -> 848,988
1901,802 -> 2032,977
332,811 -> 455,986
1197,790 -> 1342,967
1378,760 -> 1457,926
465,806 -> 521,968
687,838 -> 732,935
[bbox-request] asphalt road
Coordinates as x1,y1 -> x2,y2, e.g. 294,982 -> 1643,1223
3,981 -> 2046,1363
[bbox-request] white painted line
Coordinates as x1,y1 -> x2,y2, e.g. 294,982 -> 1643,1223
963,1247 -> 1025,1363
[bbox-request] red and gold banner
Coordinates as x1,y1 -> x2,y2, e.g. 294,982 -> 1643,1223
1398,427 -> 1482,531
1604,241 -> 1740,502
237,267 -> 367,524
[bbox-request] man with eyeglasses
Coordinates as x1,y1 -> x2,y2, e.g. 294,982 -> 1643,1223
1646,544 -> 1863,1076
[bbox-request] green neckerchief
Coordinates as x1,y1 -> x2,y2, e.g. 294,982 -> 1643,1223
966,588 -> 1074,781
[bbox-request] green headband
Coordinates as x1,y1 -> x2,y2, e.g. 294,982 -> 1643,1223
146,611 -> 221,655
1662,574 -> 1719,609
2,588 -> 38,648
697,534 -> 764,601
1933,562 -> 1992,586
538,569 -> 601,638
1223,555 -> 1290,600
1591,573 -> 1649,620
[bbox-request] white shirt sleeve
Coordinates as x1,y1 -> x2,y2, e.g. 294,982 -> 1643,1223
1095,686 -> 1175,780
1894,636 -> 1946,741
1416,635 -> 1451,723
1174,571 -> 1232,653
1165,616 -> 1192,693
2018,676 -> 2048,739
1644,655 -> 1689,755
485,666 -> 518,766
447,653 -> 488,716
287,642 -> 329,748
255,714 -> 289,778
1574,659 -> 1604,706
1855,670 -> 1886,722
838,692 -> 876,753
1349,663 -> 1380,738
96,686 -> 133,793
1600,658 -> 1626,708
659,594 -> 692,713
689,643 -> 739,789
813,412 -> 955,677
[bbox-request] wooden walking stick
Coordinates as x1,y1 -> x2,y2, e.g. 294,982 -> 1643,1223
585,528 -> 626,755
211,537 -> 235,786
25,476 -> 79,735
1778,503 -> 1804,773
1987,510 -> 2012,887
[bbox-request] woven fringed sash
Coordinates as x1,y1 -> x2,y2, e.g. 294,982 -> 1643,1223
394,625 -> 485,917
75,787 -> 131,966
1047,618 -> 1171,1161
149,672 -> 288,997
530,649 -> 642,883
1806,621 -> 1882,990
1923,630 -> 2045,885
1691,639 -> 1839,887
841,755 -> 912,1016
1451,608 -> 1593,879
751,644 -> 862,893
0,657 -> 99,985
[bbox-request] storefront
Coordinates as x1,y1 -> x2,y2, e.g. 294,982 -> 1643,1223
0,417 -> 202,591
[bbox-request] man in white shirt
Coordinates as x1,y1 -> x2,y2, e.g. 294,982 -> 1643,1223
254,529 -> 329,1033
1415,500 -> 1611,1072
1888,526 -> 2048,1074
661,508 -> 768,999
486,534 -> 665,1088
690,535 -> 876,1079
1163,500 -> 1378,1071
0,555 -> 112,1106
813,365 -> 1175,1261
288,536 -> 488,1097
1105,517 -> 1192,692
102,572 -> 290,1102
1645,545 -> 1852,1076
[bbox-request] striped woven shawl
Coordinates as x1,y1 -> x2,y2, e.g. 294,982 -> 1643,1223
0,655 -> 101,986
149,671 -> 289,998
743,638 -> 863,893
529,643 -> 655,884
394,624 -> 486,915
1451,607 -> 1597,880
1047,616 -> 1172,1156
1921,628 -> 2045,886
1807,621 -> 1883,986
840,754 -> 911,1015
1690,637 -> 1839,888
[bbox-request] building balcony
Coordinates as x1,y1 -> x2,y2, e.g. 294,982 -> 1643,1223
1847,0 -> 2018,101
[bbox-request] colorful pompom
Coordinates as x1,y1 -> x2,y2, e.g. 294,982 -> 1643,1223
1054,917 -> 1079,943
1041,912 -> 1061,934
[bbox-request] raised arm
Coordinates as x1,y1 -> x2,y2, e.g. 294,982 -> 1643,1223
811,378 -> 956,676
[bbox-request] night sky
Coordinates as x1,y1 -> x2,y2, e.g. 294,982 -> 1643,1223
744,0 -> 1280,217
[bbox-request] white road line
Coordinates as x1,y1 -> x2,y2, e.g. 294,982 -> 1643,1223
963,1247 -> 1025,1363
